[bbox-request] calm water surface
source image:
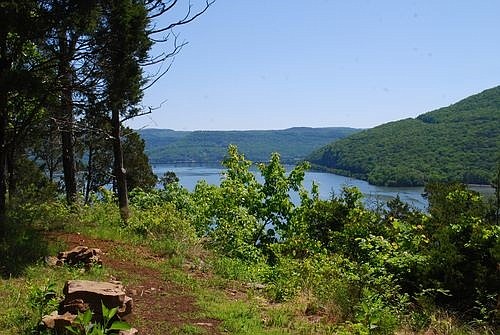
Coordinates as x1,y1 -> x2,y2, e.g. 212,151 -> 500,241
153,164 -> 428,210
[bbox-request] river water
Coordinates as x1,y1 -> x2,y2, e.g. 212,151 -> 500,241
152,164 -> 429,210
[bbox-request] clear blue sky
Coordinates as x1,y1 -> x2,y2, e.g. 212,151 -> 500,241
129,0 -> 500,131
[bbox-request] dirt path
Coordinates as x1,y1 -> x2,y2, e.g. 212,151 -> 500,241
47,232 -> 221,334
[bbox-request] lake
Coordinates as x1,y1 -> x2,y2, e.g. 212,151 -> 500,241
152,164 -> 429,210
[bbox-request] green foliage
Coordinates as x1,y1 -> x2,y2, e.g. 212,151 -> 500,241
128,188 -> 198,259
79,127 -> 157,200
78,189 -> 122,228
2,144 -> 498,334
308,86 -> 500,186
134,145 -> 496,332
263,257 -> 304,302
421,183 -> 499,320
139,127 -> 360,164
0,217 -> 49,277
27,280 -> 59,320
160,171 -> 179,187
127,203 -> 196,254
9,200 -> 72,231
200,296 -> 267,335
355,289 -> 399,334
0,255 -> 111,334
184,145 -> 314,263
7,156 -> 59,206
123,129 -> 158,192
65,301 -> 131,335
176,146 -> 498,331
209,256 -> 268,283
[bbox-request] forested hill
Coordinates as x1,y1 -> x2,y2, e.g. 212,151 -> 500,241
138,127 -> 360,163
307,86 -> 500,186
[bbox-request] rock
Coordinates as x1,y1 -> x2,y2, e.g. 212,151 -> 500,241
47,245 -> 104,273
41,311 -> 77,332
58,246 -> 87,264
41,280 -> 134,333
119,328 -> 138,335
57,246 -> 102,267
60,280 -> 132,319
59,298 -> 89,315
195,322 -> 214,327
121,295 -> 133,315
45,256 -> 64,266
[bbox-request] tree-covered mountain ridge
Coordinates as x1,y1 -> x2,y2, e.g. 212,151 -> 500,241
307,86 -> 500,186
138,127 -> 361,164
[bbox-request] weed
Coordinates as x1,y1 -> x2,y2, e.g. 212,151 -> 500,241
0,221 -> 48,277
65,302 -> 131,335
27,280 -> 59,320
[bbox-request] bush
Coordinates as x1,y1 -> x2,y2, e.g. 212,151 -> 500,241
128,203 -> 196,242
0,217 -> 49,277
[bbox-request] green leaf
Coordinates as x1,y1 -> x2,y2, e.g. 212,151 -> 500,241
107,306 -> 118,322
101,301 -> 109,317
82,309 -> 93,324
108,321 -> 132,331
65,325 -> 80,335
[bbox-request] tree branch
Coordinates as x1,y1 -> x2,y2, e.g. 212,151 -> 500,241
147,0 -> 214,35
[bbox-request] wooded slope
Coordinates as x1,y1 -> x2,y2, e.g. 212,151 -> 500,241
138,127 -> 360,163
307,86 -> 500,186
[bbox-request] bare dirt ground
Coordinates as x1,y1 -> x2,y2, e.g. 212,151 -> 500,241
46,232 -> 222,334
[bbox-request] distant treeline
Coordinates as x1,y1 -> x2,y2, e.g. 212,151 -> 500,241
138,127 -> 360,164
307,86 -> 500,186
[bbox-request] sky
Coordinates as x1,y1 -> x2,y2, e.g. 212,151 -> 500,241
128,0 -> 500,131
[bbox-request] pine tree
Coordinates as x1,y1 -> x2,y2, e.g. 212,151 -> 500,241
0,0 -> 44,236
95,0 -> 152,220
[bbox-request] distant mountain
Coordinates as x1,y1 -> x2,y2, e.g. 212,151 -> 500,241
307,86 -> 500,186
138,127 -> 361,164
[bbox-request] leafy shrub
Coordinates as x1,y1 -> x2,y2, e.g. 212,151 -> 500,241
263,256 -> 304,302
75,146 -> 498,332
27,280 -> 59,320
0,219 -> 48,277
65,302 -> 131,335
8,200 -> 71,231
128,203 -> 195,242
210,256 -> 268,282
78,190 -> 122,228
422,183 -> 499,319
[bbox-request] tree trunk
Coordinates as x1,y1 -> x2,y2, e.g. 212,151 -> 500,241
0,86 -> 7,237
46,123 -> 60,182
0,31 -> 9,237
60,112 -> 77,204
58,34 -> 77,205
111,111 -> 129,221
6,144 -> 15,199
84,143 -> 93,204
